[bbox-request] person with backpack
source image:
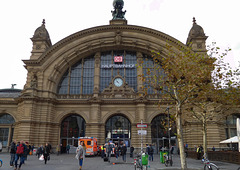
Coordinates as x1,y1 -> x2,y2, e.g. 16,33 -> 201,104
10,140 -> 16,167
149,144 -> 154,161
14,140 -> 26,170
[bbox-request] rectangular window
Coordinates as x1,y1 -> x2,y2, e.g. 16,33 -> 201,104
0,128 -> 9,147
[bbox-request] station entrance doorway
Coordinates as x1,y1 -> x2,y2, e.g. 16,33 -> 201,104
151,114 -> 177,153
105,115 -> 131,147
60,114 -> 85,153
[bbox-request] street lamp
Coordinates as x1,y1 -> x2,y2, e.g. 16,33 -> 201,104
166,107 -> 171,156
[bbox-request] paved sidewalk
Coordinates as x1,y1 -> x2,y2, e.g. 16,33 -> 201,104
0,152 -> 239,170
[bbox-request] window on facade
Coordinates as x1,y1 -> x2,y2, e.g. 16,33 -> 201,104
0,114 -> 15,124
100,51 -> 137,92
58,56 -> 95,94
0,128 -> 9,147
225,114 -> 240,138
143,56 -> 167,94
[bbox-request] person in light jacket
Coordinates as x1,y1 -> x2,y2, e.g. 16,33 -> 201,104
76,141 -> 85,170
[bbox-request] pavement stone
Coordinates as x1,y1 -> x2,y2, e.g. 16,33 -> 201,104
0,152 -> 239,170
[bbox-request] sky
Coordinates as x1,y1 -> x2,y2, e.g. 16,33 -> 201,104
0,0 -> 239,89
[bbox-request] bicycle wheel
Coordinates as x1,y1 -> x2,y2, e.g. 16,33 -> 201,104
209,163 -> 219,170
204,164 -> 217,170
164,160 -> 168,167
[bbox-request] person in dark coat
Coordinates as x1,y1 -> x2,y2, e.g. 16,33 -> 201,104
43,143 -> 50,164
10,140 -> 16,167
130,145 -> 134,158
149,144 -> 154,161
121,143 -> 127,162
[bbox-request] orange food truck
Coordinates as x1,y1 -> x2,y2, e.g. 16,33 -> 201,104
78,137 -> 98,156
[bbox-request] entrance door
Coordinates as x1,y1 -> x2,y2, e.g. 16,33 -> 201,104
151,114 -> 177,153
60,114 -> 86,153
105,115 -> 131,147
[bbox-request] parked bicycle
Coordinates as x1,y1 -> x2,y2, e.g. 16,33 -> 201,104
202,153 -> 219,170
163,153 -> 173,167
134,153 -> 148,170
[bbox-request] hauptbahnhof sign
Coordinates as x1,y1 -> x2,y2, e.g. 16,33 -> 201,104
101,64 -> 135,69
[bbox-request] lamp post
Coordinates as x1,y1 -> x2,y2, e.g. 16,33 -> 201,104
166,107 -> 171,156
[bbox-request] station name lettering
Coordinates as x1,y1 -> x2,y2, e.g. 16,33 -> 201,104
101,64 -> 135,69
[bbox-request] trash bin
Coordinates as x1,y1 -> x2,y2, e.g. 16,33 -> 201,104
160,151 -> 168,163
142,153 -> 148,165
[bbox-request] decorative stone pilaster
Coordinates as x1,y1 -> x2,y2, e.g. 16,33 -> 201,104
93,52 -> 101,97
137,52 -> 144,95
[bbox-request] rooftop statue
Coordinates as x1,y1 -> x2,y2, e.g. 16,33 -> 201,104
111,0 -> 126,20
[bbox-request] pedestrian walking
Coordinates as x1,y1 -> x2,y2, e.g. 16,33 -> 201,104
106,142 -> 112,162
14,141 -> 26,170
149,144 -> 154,161
22,141 -> 28,163
56,144 -> 60,156
76,141 -> 85,170
196,145 -> 202,160
130,145 -> 134,158
115,144 -> 119,160
66,144 -> 70,154
43,143 -> 50,164
10,140 -> 16,167
121,143 -> 127,162
36,145 -> 43,158
101,144 -> 105,158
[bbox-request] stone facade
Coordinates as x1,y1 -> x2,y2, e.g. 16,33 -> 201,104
0,18 -> 237,152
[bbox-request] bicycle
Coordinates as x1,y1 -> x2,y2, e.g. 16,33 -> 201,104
202,153 -> 219,170
163,153 -> 173,167
134,153 -> 148,170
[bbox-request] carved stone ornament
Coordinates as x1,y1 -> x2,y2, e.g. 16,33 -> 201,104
101,75 -> 135,99
115,30 -> 122,45
30,74 -> 38,88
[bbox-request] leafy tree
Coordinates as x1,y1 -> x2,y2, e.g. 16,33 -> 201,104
138,41 -> 217,169
184,43 -> 239,157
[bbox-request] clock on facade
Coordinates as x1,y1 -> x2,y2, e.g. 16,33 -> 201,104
114,78 -> 123,87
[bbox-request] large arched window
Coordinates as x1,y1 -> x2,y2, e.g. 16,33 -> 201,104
60,114 -> 86,150
100,51 -> 137,92
58,56 -> 95,94
105,115 -> 131,147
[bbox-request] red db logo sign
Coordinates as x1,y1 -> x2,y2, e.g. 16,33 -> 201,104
114,56 -> 123,63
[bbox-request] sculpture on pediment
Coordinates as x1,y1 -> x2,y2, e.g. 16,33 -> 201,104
111,0 -> 126,20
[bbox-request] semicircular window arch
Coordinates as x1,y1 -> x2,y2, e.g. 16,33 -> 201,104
0,113 -> 15,124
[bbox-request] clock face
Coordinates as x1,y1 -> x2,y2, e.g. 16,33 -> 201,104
114,78 -> 123,87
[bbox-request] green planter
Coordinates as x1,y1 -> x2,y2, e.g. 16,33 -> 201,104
141,153 -> 148,165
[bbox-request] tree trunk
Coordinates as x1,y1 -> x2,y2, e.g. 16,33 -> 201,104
176,105 -> 187,170
203,121 -> 207,158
